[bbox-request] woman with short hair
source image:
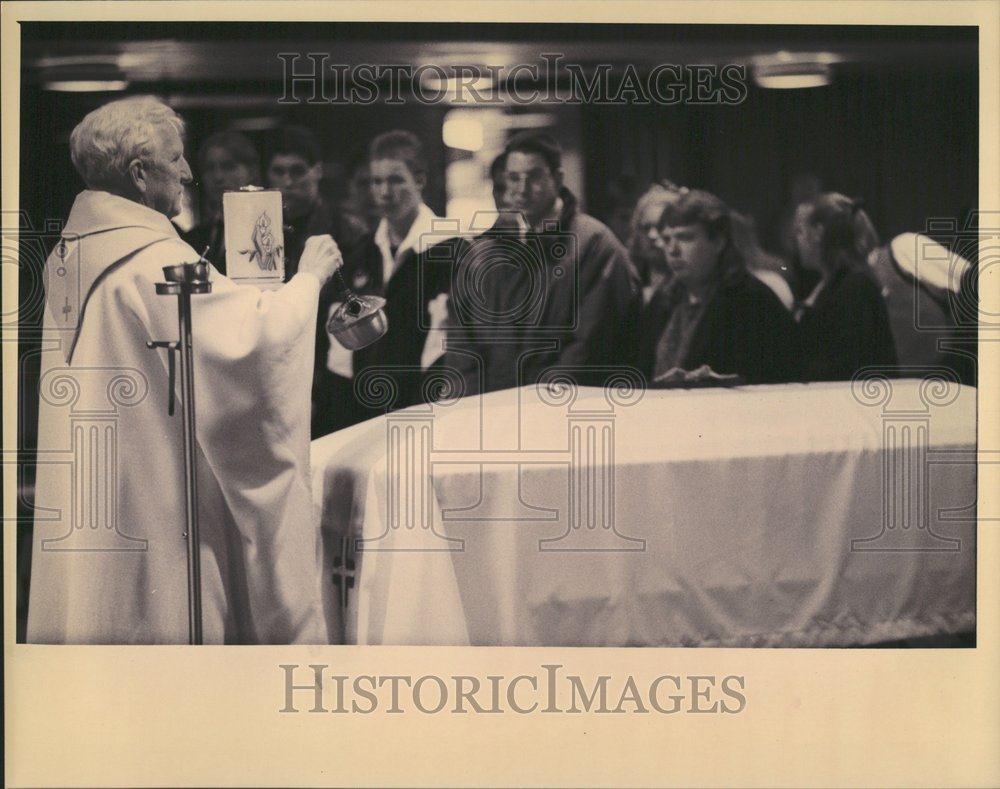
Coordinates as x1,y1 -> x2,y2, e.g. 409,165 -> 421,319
639,189 -> 797,385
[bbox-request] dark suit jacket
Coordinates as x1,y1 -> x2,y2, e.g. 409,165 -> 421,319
443,191 -> 642,395
639,269 -> 798,385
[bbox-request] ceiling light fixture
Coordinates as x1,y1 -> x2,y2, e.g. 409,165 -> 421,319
751,51 -> 840,89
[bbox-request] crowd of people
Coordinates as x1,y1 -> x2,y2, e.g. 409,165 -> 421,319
181,118 -> 971,439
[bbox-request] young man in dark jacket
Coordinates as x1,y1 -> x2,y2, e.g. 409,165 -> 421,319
312,130 -> 453,436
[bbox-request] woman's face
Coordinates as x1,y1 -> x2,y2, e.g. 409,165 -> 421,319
636,201 -> 670,269
794,204 -> 823,271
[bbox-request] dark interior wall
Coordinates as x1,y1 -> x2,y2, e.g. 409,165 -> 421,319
583,64 -> 978,251
24,61 -> 979,265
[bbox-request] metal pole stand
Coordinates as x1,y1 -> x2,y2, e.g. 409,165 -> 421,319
146,259 -> 212,645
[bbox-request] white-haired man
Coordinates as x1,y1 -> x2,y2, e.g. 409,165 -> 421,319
28,96 -> 342,644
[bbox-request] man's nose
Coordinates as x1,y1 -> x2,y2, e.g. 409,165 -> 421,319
180,159 -> 193,184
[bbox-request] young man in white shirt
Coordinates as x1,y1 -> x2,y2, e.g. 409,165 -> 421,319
312,130 -> 453,436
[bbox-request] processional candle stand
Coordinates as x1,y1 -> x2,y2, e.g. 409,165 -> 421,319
146,255 -> 212,645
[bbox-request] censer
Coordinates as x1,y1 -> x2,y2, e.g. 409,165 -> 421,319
325,266 -> 388,350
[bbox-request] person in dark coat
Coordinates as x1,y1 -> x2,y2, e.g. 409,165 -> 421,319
639,189 -> 797,385
182,131 -> 260,273
791,193 -> 897,381
444,132 -> 642,396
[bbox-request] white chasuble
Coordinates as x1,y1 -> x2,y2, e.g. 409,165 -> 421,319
28,190 -> 333,644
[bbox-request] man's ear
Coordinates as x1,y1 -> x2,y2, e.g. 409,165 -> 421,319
311,162 -> 324,180
415,170 -> 427,193
554,168 -> 565,190
128,158 -> 147,196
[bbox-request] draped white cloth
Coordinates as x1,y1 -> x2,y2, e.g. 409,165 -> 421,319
313,381 -> 976,647
28,191 -> 331,644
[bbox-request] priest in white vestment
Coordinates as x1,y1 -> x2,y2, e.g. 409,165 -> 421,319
27,96 -> 342,644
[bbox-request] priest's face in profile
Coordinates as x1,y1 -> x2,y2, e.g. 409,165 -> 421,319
370,157 -> 424,225
659,223 -> 725,290
136,124 -> 193,218
505,151 -> 561,226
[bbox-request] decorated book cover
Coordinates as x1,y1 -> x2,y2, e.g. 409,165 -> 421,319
223,188 -> 285,288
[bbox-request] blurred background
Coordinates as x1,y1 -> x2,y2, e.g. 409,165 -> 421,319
15,22 -> 979,639
20,23 -> 978,241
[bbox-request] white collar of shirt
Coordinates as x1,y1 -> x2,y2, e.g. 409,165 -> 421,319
511,196 -> 566,239
793,277 -> 829,322
374,203 -> 440,285
528,196 -> 564,235
804,278 -> 827,308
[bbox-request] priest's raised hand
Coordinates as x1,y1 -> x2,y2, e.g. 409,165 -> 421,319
298,233 -> 344,287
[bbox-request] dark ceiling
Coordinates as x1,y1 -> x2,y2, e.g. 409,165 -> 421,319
21,22 -> 978,87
